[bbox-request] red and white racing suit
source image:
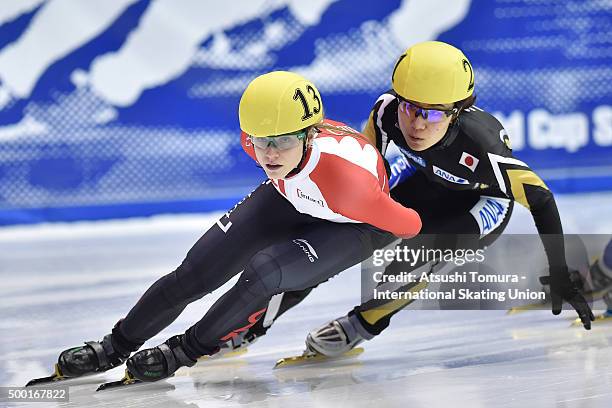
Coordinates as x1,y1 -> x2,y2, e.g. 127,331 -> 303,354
240,119 -> 421,237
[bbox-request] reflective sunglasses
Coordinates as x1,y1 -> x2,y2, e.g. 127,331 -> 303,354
398,100 -> 458,123
249,129 -> 307,150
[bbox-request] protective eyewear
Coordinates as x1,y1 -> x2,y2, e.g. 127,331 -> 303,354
398,100 -> 458,123
249,130 -> 307,150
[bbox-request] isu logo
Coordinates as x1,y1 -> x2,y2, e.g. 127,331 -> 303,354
220,308 -> 267,341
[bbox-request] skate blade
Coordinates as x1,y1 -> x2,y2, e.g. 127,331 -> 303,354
273,347 -> 364,369
570,312 -> 612,327
96,369 -> 176,391
25,364 -> 67,387
96,369 -> 141,391
506,302 -> 550,315
198,346 -> 248,361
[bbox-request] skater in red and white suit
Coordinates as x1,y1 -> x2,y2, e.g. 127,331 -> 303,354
36,71 -> 421,385
239,120 -> 416,234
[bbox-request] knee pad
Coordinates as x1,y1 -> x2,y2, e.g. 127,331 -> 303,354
238,251 -> 283,297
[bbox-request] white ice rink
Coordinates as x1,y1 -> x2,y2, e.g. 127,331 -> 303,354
1,192 -> 612,408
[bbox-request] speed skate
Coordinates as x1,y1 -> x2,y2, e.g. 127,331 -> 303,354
274,347 -> 364,369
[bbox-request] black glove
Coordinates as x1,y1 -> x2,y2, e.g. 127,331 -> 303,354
539,267 -> 595,330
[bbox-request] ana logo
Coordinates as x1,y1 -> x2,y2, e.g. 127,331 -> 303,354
293,239 -> 319,263
432,165 -> 469,184
297,188 -> 325,207
459,152 -> 479,172
398,147 -> 426,167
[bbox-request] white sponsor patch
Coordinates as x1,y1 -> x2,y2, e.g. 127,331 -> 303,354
296,188 -> 325,207
469,196 -> 511,236
459,152 -> 479,172
432,165 -> 469,184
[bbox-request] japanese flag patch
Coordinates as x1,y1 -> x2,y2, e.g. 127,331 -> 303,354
460,152 -> 479,172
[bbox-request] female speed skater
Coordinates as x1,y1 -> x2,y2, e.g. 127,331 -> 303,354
26,71 -> 422,387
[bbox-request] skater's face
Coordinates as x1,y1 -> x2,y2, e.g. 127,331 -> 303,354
252,130 -> 309,179
397,99 -> 455,151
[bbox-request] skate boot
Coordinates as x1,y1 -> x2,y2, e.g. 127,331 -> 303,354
126,334 -> 197,382
57,334 -> 131,377
305,314 -> 369,357
26,323 -> 137,386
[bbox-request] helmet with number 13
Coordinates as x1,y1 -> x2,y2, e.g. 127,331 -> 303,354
239,71 -> 325,179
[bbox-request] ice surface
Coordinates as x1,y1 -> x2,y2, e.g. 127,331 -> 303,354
1,193 -> 612,407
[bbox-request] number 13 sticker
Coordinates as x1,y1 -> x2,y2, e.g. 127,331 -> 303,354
293,85 -> 321,121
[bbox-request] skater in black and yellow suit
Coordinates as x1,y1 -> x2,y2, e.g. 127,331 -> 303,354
306,41 -> 595,356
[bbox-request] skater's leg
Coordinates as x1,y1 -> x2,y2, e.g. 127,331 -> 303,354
259,289 -> 315,333
215,289 -> 316,354
48,182 -> 302,379
353,205 -> 512,336
125,222 -> 394,381
186,221 -> 392,354
117,181 -> 298,344
306,187 -> 515,355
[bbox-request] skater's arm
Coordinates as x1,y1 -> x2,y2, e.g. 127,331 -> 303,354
486,151 -> 565,267
485,150 -> 593,328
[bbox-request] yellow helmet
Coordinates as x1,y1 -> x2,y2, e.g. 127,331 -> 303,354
392,41 -> 474,105
239,71 -> 324,137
